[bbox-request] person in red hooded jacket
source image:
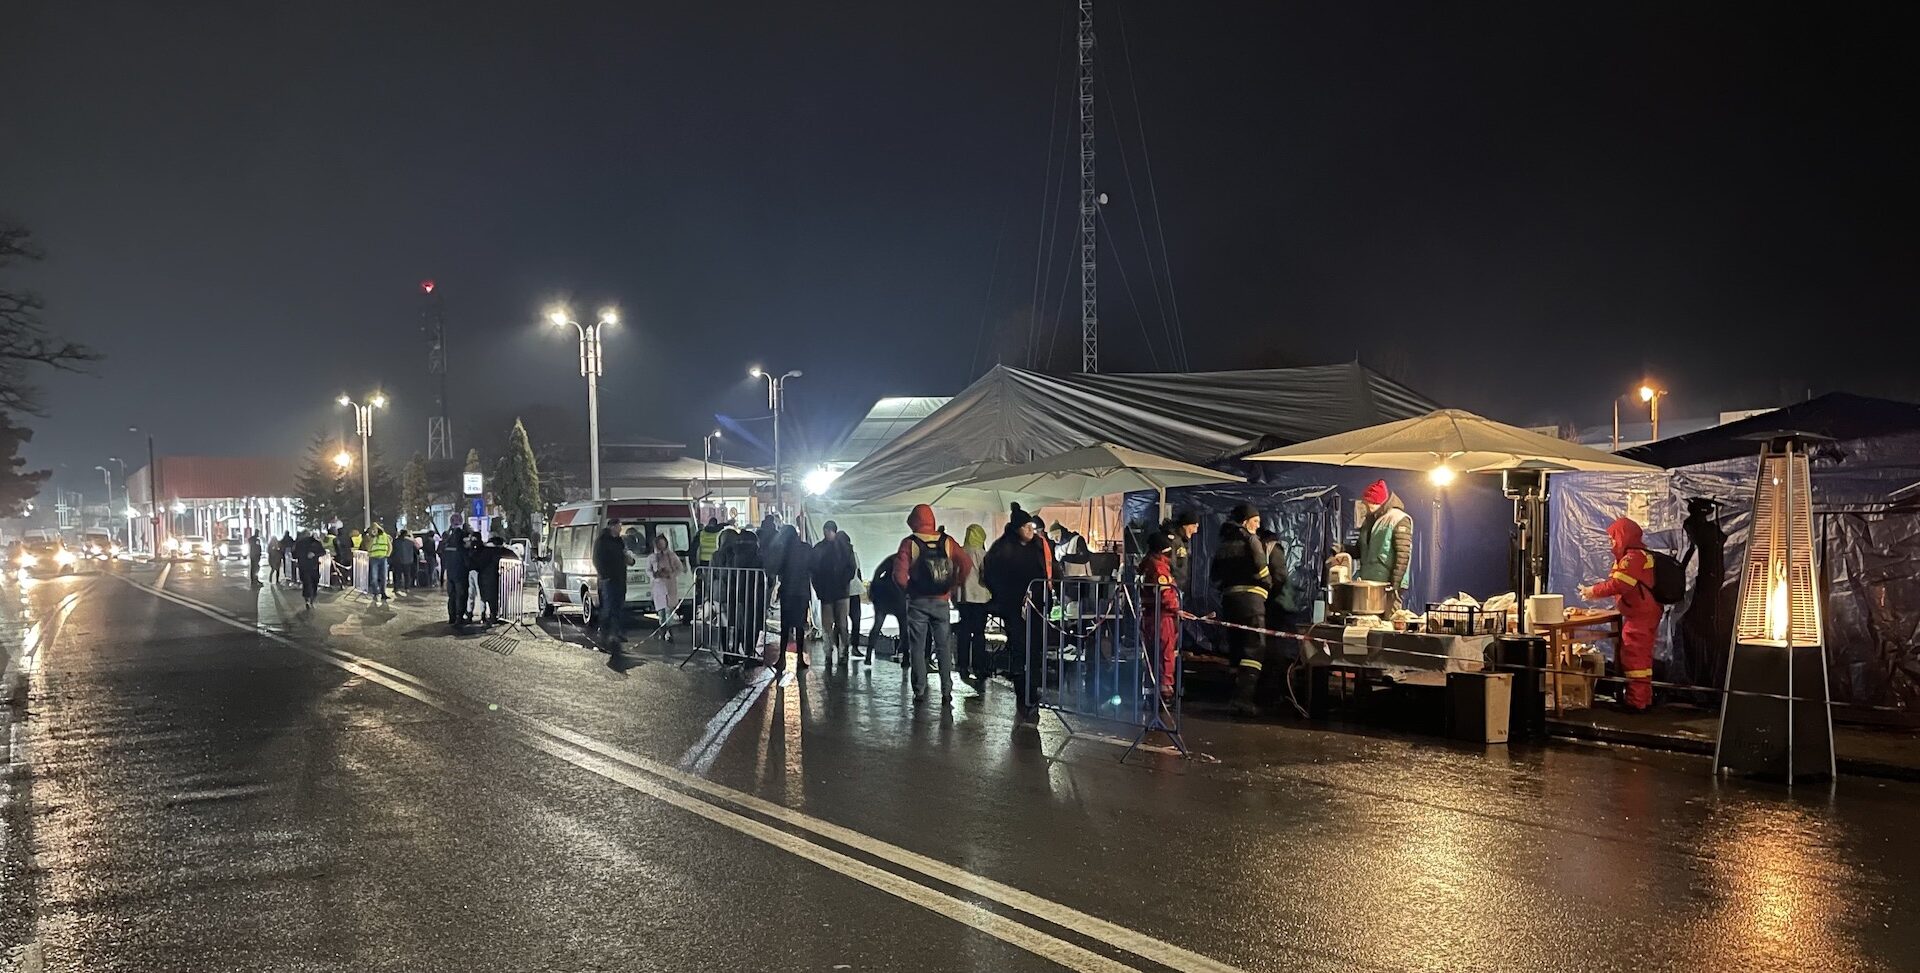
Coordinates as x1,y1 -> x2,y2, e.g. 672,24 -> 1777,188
1580,517 -> 1663,711
1139,532 -> 1182,704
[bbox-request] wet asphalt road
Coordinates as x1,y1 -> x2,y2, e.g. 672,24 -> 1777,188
3,562 -> 1917,972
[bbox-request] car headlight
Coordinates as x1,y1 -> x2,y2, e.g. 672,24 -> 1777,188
16,553 -> 38,568
54,550 -> 76,565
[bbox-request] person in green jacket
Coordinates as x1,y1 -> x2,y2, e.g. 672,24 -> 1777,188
1356,479 -> 1413,614
365,523 -> 393,604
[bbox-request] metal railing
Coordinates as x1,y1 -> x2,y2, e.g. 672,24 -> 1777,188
685,565 -> 772,668
1023,577 -> 1187,760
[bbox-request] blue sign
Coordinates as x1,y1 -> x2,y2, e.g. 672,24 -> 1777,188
470,497 -> 486,520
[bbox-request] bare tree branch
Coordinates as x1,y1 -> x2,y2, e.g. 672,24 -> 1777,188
1,220 -> 101,415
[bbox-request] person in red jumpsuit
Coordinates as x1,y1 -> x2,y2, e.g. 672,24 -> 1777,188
1140,533 -> 1182,704
1580,517 -> 1662,711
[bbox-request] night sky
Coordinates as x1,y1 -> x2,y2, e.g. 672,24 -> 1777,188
4,1 -> 1914,494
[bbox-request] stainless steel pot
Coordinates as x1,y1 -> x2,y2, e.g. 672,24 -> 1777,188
1330,580 -> 1391,616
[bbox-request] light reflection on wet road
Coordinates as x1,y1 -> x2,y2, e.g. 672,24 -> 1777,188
2,563 -> 1915,972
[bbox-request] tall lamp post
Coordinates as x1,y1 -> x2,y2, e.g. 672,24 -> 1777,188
703,429 -> 722,506
337,392 -> 386,528
548,305 -> 617,501
93,465 -> 112,538
127,426 -> 160,553
1611,383 -> 1670,450
749,366 -> 802,517
106,456 -> 129,546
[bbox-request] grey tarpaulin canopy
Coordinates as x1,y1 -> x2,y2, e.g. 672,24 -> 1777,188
828,362 -> 1438,504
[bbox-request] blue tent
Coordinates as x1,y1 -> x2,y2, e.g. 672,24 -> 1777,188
1550,393 -> 1920,711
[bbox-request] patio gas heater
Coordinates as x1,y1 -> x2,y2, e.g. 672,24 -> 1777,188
1712,435 -> 1834,782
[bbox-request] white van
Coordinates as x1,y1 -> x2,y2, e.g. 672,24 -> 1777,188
537,496 -> 694,622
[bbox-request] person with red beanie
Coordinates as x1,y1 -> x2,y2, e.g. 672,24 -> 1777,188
893,503 -> 973,705
1580,517 -> 1663,711
1356,478 -> 1414,614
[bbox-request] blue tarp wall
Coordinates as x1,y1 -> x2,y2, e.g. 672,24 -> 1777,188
1549,431 -> 1920,711
1123,462 -> 1514,620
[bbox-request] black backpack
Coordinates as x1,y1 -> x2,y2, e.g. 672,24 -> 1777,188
1650,550 -> 1686,605
907,532 -> 954,596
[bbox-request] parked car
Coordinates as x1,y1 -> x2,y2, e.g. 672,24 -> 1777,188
217,537 -> 246,561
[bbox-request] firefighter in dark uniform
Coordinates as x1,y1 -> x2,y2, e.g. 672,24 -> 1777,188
1211,503 -> 1269,717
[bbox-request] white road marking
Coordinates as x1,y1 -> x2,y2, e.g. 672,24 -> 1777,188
677,667 -> 776,774
122,577 -> 1251,973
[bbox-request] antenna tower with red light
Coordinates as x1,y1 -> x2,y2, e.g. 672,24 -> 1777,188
420,280 -> 452,460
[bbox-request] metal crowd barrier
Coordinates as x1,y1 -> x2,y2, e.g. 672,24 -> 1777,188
684,565 -> 772,668
1024,577 -> 1187,760
351,550 -> 371,594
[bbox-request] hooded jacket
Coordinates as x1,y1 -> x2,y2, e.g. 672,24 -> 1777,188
696,521 -> 727,566
1588,517 -> 1663,625
770,525 -> 811,601
1358,492 -> 1413,590
892,503 -> 972,600
958,524 -> 992,604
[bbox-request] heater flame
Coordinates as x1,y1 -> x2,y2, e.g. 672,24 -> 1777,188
1767,561 -> 1790,643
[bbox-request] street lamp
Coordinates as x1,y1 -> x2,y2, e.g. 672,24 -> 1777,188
337,393 -> 384,528
703,429 -> 722,505
1611,383 -> 1670,450
93,465 -> 112,536
548,304 -> 618,501
128,426 -> 160,553
749,366 -> 803,517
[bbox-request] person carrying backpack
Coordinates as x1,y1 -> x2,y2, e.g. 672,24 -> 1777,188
1578,516 -> 1665,712
890,503 -> 973,705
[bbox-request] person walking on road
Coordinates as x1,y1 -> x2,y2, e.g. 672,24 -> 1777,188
293,529 -> 326,610
891,504 -> 972,705
594,517 -> 637,671
769,524 -> 813,670
715,528 -> 766,663
365,523 -> 393,604
954,523 -> 992,681
246,530 -> 263,586
441,525 -> 470,627
277,531 -> 296,586
419,528 -> 439,588
266,533 -> 283,586
391,529 -> 417,594
809,521 -> 856,665
841,531 -> 864,660
332,527 -> 353,588
646,533 -> 684,642
983,505 -> 1052,724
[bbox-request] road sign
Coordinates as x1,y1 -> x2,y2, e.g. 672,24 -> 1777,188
470,497 -> 486,520
462,473 -> 483,495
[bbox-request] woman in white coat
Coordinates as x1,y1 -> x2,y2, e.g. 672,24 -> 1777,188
646,533 -> 686,641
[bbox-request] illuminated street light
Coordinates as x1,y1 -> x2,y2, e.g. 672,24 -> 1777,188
337,393 -> 385,526
703,429 -> 723,504
546,303 -> 617,500
750,367 -> 803,516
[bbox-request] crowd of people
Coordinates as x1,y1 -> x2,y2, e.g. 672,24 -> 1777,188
265,520 -> 520,626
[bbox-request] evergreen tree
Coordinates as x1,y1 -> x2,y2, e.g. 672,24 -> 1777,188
0,414 -> 48,518
464,447 -> 483,475
293,432 -> 354,528
400,453 -> 432,531
493,418 -> 542,538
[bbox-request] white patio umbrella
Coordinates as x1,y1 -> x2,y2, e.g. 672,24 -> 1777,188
1246,409 -> 1660,610
951,443 -> 1244,517
1244,409 -> 1661,477
854,462 -> 1073,511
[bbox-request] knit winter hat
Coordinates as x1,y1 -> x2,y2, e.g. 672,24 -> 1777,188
1172,509 -> 1200,527
1362,480 -> 1390,505
1229,503 -> 1259,523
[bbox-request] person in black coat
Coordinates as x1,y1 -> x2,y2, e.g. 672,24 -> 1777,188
1212,504 -> 1268,717
419,529 -> 439,587
769,524 -> 812,669
474,536 -> 512,624
864,553 -> 907,667
716,529 -> 766,662
440,525 -> 470,627
982,506 -> 1053,721
1678,497 -> 1731,691
810,522 -> 858,664
293,530 -> 328,609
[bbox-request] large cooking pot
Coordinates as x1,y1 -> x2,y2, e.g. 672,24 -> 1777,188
1330,580 -> 1391,616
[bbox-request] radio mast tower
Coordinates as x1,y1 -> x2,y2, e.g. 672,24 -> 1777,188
1077,0 -> 1099,374
420,280 -> 452,460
